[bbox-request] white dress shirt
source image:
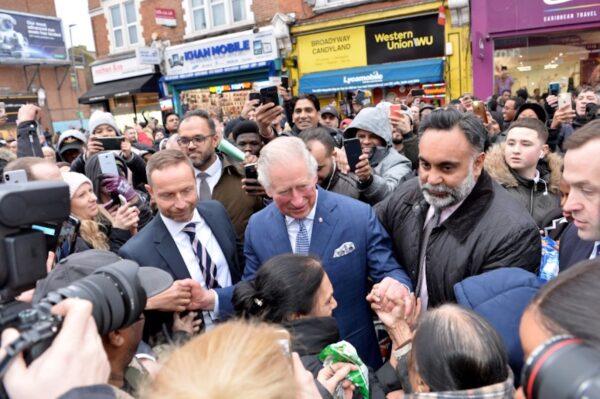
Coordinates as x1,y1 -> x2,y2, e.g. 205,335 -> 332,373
160,209 -> 231,324
285,191 -> 319,253
195,156 -> 222,195
419,199 -> 465,310
591,241 -> 600,260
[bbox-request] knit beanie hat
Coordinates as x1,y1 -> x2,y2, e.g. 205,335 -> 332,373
61,171 -> 93,199
88,110 -> 121,136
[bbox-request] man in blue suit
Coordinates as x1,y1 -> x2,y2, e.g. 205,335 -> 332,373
204,137 -> 411,368
119,150 -> 242,337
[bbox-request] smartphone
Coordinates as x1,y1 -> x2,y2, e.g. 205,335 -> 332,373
249,92 -> 261,104
472,101 -> 489,124
344,138 -> 363,173
410,89 -> 425,97
244,163 -> 258,180
259,86 -> 280,106
281,76 -> 289,89
55,216 -> 81,262
98,152 -> 119,176
95,136 -> 124,151
548,82 -> 560,96
3,169 -> 28,184
558,93 -> 572,110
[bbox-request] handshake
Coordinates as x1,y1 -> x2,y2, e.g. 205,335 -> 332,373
146,278 -> 215,312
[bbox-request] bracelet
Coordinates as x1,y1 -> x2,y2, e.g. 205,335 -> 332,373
392,340 -> 412,360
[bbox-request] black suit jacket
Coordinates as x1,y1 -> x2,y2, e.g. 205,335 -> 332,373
559,223 -> 594,272
119,200 -> 243,338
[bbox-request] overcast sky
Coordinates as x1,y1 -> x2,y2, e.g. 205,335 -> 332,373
54,0 -> 96,51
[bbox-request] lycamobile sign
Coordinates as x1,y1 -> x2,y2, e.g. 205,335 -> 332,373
343,71 -> 383,85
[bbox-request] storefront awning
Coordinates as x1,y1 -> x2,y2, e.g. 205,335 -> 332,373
299,58 -> 444,94
78,74 -> 160,104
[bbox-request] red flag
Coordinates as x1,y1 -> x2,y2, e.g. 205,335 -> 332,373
438,5 -> 446,26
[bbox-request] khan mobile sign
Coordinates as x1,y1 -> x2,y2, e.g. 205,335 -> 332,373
164,27 -> 278,81
0,9 -> 68,64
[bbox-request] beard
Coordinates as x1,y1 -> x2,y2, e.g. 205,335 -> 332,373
189,150 -> 215,170
420,168 -> 477,210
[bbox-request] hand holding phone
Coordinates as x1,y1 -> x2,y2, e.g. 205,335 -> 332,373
558,93 -> 572,111
260,86 -> 280,106
95,136 -> 124,151
55,216 -> 81,262
343,138 -> 363,173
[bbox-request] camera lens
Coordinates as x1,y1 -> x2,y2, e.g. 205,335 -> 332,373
53,260 -> 146,335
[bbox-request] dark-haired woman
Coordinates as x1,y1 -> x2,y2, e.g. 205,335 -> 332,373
516,259 -> 600,399
233,254 -> 395,399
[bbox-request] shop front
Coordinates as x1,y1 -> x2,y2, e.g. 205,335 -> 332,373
163,27 -> 281,118
472,0 -> 600,99
294,11 -> 448,109
79,57 -> 162,128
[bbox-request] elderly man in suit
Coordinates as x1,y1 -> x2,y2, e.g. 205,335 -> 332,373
190,136 -> 412,368
119,149 -> 242,336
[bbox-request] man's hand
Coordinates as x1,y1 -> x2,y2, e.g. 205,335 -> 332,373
145,280 -> 192,312
546,95 -> 558,109
16,104 -> 41,125
120,138 -> 133,160
354,153 -> 372,183
335,148 -> 350,174
173,311 -> 203,335
317,362 -> 357,399
278,85 -> 292,102
86,137 -> 104,158
186,280 -> 216,311
241,99 -> 260,119
550,105 -> 576,129
255,103 -> 283,139
367,277 -> 411,315
242,178 -> 267,197
484,111 -> 501,136
1,299 -> 110,399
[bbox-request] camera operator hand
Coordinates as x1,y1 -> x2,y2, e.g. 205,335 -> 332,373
16,104 -> 41,125
1,298 -> 110,399
145,279 -> 192,312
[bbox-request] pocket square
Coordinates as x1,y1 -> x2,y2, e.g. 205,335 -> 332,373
333,242 -> 356,258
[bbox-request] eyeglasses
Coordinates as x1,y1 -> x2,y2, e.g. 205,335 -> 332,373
177,134 -> 215,146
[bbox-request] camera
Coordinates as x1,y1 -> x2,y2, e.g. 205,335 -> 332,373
0,181 -> 148,376
521,335 -> 600,399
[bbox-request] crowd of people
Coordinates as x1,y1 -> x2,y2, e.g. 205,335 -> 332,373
0,79 -> 599,399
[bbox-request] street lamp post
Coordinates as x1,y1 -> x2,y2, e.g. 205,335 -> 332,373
68,24 -> 83,128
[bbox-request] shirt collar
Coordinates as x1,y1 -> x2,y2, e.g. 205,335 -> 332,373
285,190 -> 319,226
160,208 -> 202,237
195,156 -> 222,177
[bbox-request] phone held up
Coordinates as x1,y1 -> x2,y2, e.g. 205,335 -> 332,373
344,138 -> 362,173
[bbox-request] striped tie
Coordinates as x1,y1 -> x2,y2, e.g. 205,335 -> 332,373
295,219 -> 310,255
182,222 -> 220,289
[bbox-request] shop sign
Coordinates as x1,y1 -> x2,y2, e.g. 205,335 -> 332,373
486,0 -> 600,33
164,27 -> 278,79
136,47 -> 161,65
155,8 -> 176,27
0,9 -> 68,64
92,58 -> 155,84
365,14 -> 445,65
297,26 -> 367,74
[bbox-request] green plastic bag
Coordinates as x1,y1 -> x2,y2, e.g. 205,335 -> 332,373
318,340 -> 369,398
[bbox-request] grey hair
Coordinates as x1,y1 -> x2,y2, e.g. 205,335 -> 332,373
257,137 -> 318,190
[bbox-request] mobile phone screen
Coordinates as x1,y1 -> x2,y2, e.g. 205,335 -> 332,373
344,138 -> 363,172
260,86 -> 280,106
96,137 -> 124,151
55,217 -> 80,262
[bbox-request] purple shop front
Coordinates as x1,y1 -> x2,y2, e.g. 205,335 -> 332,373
471,0 -> 600,98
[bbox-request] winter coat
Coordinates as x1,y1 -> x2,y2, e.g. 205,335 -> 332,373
345,107 -> 412,203
484,143 -> 562,227
375,171 -> 541,307
284,317 -> 396,399
454,268 -> 545,379
321,167 -> 361,201
71,151 -> 148,191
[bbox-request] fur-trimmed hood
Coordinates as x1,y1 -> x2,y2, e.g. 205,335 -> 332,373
484,143 -> 563,194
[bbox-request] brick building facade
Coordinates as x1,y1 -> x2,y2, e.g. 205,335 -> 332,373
0,0 -> 90,138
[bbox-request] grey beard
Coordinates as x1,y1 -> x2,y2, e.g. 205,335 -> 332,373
420,169 -> 476,210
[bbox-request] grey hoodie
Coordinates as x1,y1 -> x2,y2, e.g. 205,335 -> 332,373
345,107 -> 412,203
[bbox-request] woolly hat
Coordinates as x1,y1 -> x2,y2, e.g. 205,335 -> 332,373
61,171 -> 93,199
88,110 -> 121,136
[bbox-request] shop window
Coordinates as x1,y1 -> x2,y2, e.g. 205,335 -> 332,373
184,0 -> 254,37
104,0 -> 142,54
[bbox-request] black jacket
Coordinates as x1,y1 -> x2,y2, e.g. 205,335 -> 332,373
71,151 -> 148,190
285,317 -> 397,399
375,172 -> 541,307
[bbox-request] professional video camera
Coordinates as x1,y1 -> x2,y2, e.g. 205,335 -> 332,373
521,335 -> 600,399
0,181 -> 148,377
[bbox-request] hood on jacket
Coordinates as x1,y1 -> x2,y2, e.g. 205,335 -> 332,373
344,107 -> 392,148
484,143 -> 563,194
84,152 -> 129,200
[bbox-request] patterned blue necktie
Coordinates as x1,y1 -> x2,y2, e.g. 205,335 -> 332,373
182,222 -> 220,289
295,219 -> 310,255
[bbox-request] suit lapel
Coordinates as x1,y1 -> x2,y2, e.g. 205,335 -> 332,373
153,217 -> 191,281
267,204 -> 294,254
309,189 -> 338,261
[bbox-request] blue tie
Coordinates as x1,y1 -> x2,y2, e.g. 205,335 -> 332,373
295,219 -> 310,255
182,222 -> 220,289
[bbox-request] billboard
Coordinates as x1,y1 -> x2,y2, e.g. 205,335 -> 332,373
0,9 -> 68,64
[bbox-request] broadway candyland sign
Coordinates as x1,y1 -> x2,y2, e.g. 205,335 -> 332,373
487,0 -> 600,33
